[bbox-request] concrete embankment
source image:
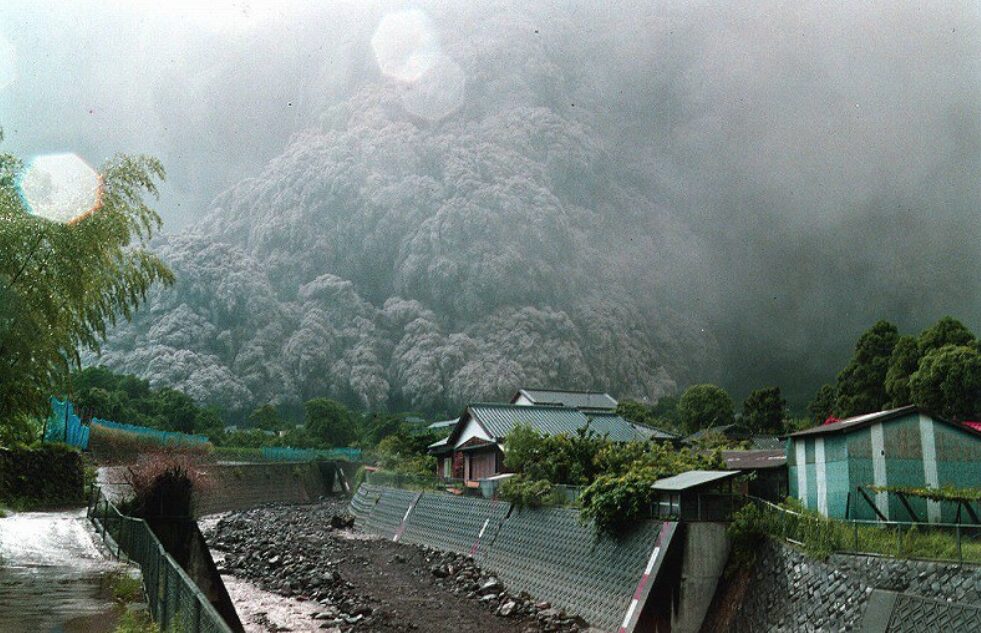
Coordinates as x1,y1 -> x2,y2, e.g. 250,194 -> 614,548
701,539 -> 981,632
351,484 -> 732,633
99,459 -> 343,515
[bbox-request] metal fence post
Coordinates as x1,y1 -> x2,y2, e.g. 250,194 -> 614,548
853,521 -> 859,551
161,557 -> 169,628
194,597 -> 202,632
956,524 -> 962,563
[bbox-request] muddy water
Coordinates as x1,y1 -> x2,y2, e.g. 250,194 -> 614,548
0,509 -> 123,632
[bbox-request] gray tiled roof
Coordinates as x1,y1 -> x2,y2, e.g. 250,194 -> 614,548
468,403 -> 649,443
514,389 -> 618,410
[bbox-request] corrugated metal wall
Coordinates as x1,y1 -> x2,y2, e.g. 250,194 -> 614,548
789,413 -> 981,522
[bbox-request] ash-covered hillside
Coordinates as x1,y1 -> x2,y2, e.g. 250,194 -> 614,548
85,2 -> 979,413
96,6 -> 716,414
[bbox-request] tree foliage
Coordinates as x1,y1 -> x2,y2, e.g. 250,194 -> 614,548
742,386 -> 787,434
0,146 -> 173,421
67,366 -> 222,436
908,344 -> 981,421
248,404 -> 283,431
809,317 -> 978,425
834,320 -> 898,417
579,442 -> 725,535
677,384 -> 734,432
502,423 -> 606,485
807,383 -> 837,425
303,398 -> 357,447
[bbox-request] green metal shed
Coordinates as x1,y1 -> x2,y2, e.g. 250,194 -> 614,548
787,406 -> 981,522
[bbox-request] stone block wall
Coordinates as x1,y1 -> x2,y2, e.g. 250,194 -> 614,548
720,541 -> 873,633
706,539 -> 981,633
828,553 -> 981,605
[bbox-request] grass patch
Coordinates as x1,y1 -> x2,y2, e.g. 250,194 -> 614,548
108,571 -> 144,604
729,499 -> 981,566
112,608 -> 159,633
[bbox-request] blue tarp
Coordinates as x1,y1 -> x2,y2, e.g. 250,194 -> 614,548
44,397 -> 90,449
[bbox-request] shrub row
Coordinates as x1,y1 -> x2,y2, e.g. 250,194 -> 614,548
0,443 -> 84,508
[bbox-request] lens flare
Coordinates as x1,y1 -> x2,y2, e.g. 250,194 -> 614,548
0,34 -> 16,92
399,54 -> 466,121
17,153 -> 104,224
371,9 -> 439,82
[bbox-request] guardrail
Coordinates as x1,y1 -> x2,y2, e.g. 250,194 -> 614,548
743,496 -> 981,564
87,485 -> 235,633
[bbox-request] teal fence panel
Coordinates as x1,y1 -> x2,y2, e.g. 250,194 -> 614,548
92,418 -> 210,446
261,446 -> 362,462
44,397 -> 90,449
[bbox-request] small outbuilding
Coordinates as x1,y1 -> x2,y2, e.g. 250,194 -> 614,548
721,449 -> 788,502
787,406 -> 981,522
652,470 -> 742,521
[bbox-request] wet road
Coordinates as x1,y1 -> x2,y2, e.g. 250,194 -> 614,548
0,509 -> 122,632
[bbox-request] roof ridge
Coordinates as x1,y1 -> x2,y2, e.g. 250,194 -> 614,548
520,388 -> 614,395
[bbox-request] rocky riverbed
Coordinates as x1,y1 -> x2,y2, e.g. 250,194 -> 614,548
203,500 -> 595,633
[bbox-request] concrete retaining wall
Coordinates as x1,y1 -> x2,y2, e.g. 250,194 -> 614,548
479,505 -> 665,633
193,462 -> 329,516
399,492 -> 510,556
362,487 -> 421,539
351,484 -> 677,633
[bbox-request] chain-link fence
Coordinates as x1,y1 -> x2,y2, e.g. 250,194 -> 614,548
87,486 -> 235,633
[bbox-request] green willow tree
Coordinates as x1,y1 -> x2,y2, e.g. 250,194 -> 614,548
0,144 -> 173,424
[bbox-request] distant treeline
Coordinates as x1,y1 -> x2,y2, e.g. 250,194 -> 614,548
620,315 -> 978,438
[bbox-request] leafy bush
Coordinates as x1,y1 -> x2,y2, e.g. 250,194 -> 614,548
499,476 -> 562,508
108,571 -> 144,604
112,609 -> 159,633
503,424 -> 606,485
579,443 -> 724,536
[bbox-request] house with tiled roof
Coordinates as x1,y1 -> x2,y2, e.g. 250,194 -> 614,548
430,401 -> 675,484
510,388 -> 618,411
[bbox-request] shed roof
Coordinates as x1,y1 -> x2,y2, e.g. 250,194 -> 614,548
685,424 -> 753,442
512,389 -> 618,410
427,436 -> 452,454
788,405 -> 981,440
652,470 -> 740,491
453,403 -> 650,444
721,449 -> 787,470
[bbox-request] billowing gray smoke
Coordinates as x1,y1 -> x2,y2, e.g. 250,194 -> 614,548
6,1 -> 976,411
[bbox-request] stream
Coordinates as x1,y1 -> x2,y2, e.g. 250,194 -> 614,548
0,509 -> 123,632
